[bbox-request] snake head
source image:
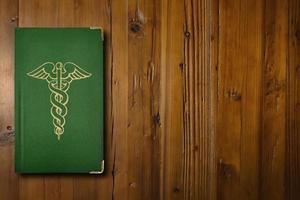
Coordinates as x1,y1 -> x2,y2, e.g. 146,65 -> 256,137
52,62 -> 66,74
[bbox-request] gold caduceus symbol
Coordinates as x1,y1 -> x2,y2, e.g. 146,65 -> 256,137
27,62 -> 92,140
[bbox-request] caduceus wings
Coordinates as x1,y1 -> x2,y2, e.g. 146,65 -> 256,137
63,62 -> 92,82
27,62 -> 92,81
26,62 -> 55,82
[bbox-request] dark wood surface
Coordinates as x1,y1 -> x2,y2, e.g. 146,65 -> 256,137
0,0 -> 299,199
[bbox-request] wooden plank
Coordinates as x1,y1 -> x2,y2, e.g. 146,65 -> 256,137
126,0 -> 162,199
182,0 -> 213,199
110,0 -> 129,199
94,0 -> 114,199
261,0 -> 287,199
209,0 -> 219,199
287,0 -> 300,199
216,0 -> 263,199
18,0 -> 113,199
0,0 -> 19,199
161,0 -> 185,199
161,0 -> 215,199
159,0 -> 168,199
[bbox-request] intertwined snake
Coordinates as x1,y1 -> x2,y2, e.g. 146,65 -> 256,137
48,80 -> 70,140
27,62 -> 92,140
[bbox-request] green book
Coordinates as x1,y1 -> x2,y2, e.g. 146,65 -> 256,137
15,28 -> 104,174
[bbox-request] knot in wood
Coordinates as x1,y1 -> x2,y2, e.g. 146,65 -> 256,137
219,160 -> 234,180
179,63 -> 185,71
129,20 -> 142,33
129,182 -> 137,188
10,16 -> 18,22
227,89 -> 241,101
153,112 -> 161,126
222,164 -> 233,179
184,31 -> 191,38
0,130 -> 15,146
173,187 -> 180,193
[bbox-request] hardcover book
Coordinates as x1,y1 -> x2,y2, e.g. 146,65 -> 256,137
15,28 -> 104,173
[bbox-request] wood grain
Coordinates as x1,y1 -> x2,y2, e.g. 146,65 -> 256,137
161,0 -> 216,199
109,0 -> 129,199
0,0 -> 19,200
127,0 -> 161,199
261,0 -> 287,199
162,0 -> 185,199
287,0 -> 300,199
216,0 -> 263,199
209,0 -> 219,199
1,0 -> 300,199
182,0 -> 214,199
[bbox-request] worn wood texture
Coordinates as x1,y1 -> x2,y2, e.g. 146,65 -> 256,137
1,0 -> 300,199
287,0 -> 300,199
161,0 -> 185,198
161,1 -> 215,200
261,0 -> 287,199
0,0 -> 18,200
216,0 -> 263,199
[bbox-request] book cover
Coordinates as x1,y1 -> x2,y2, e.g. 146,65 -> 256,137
15,28 -> 104,173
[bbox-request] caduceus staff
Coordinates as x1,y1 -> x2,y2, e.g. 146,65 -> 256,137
27,62 -> 92,140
